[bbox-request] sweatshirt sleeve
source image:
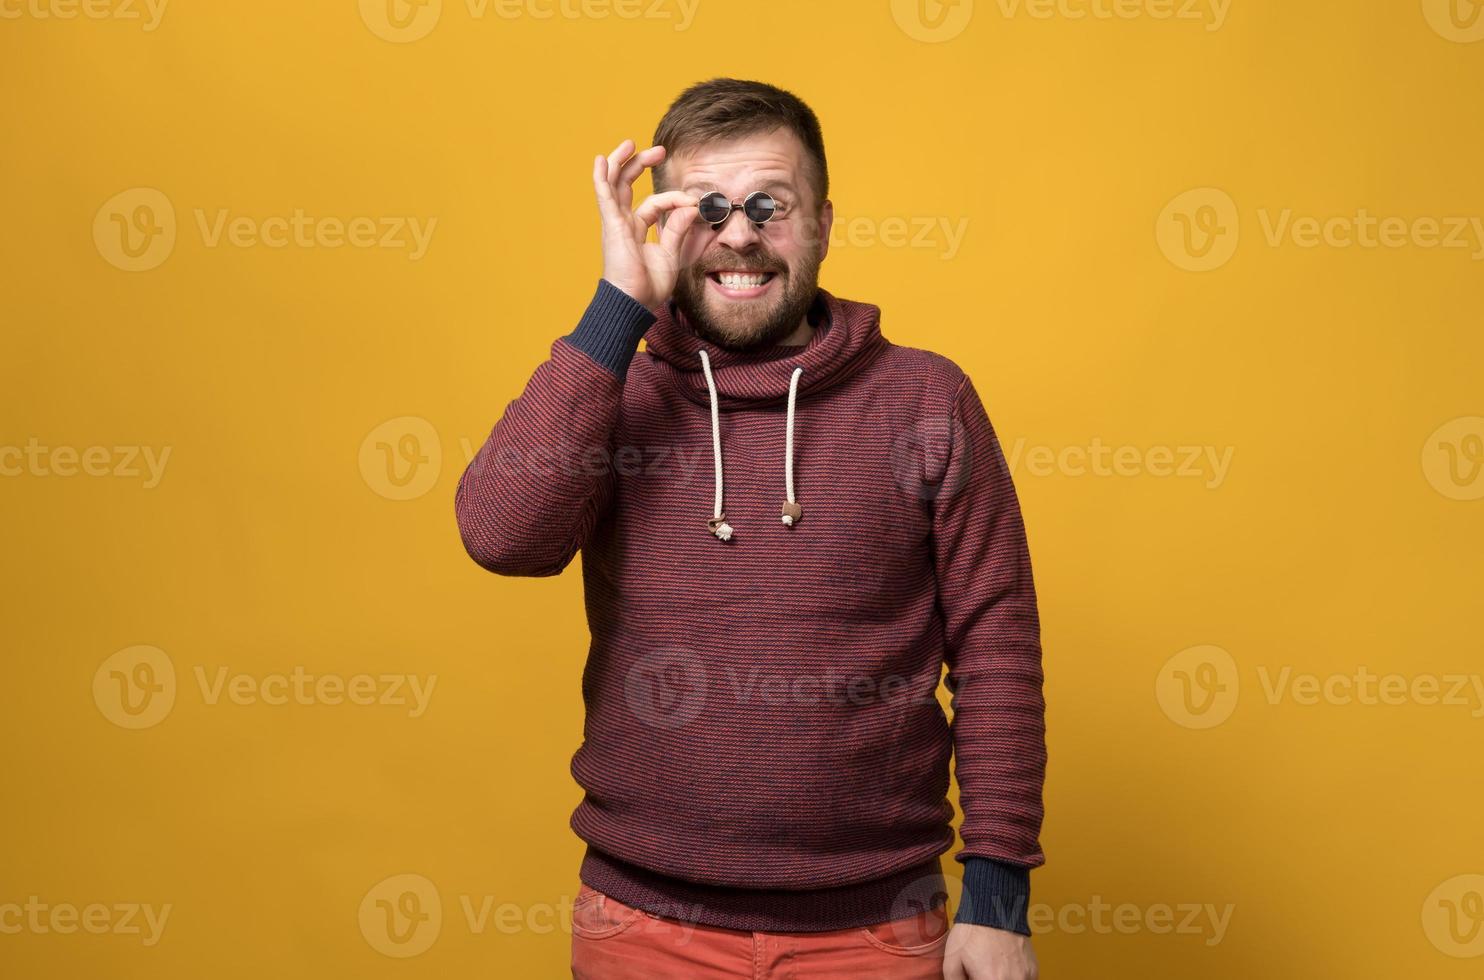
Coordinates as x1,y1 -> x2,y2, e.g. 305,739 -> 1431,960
454,279 -> 655,577
931,374 -> 1048,936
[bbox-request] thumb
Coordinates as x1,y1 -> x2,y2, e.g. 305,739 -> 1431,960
659,204 -> 700,256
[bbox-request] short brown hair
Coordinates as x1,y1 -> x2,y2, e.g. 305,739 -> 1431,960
652,78 -> 829,207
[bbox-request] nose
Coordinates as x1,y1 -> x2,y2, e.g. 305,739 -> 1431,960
712,208 -> 764,250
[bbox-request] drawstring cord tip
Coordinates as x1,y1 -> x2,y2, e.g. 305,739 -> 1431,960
780,501 -> 802,527
708,515 -> 734,541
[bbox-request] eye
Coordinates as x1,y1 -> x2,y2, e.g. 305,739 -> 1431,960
696,191 -> 732,225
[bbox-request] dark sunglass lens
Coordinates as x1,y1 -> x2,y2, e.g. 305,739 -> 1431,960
697,192 -> 732,224
743,193 -> 778,223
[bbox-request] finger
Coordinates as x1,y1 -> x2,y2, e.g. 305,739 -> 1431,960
658,204 -> 700,255
633,191 -> 700,230
592,154 -> 625,226
615,145 -> 666,212
616,145 -> 664,190
605,139 -> 638,200
605,139 -> 636,181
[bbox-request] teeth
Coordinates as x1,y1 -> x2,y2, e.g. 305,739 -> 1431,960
717,272 -> 768,289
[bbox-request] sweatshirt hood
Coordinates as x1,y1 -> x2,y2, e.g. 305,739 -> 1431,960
640,288 -> 889,411
639,287 -> 890,542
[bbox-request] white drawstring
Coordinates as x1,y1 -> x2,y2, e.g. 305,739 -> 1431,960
781,367 -> 804,526
699,349 -> 733,541
697,351 -> 804,540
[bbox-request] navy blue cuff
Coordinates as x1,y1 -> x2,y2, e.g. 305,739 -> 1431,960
955,857 -> 1032,936
562,279 -> 657,382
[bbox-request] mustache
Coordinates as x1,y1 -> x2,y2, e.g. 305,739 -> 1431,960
691,253 -> 785,274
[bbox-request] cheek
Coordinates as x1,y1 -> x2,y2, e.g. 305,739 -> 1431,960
679,231 -> 711,268
771,219 -> 824,261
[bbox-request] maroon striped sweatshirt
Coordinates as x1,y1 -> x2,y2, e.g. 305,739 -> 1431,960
455,280 -> 1047,935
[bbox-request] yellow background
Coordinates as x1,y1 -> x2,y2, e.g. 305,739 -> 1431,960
3,0 -> 1482,976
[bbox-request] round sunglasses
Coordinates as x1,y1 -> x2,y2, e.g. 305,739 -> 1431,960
696,190 -> 787,228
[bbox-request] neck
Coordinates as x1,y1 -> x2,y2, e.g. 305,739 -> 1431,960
678,307 -> 817,353
778,317 -> 815,347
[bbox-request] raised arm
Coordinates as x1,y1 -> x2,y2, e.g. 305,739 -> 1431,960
454,140 -> 700,576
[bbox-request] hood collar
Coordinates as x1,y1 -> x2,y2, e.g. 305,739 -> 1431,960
639,288 -> 889,542
641,288 -> 889,411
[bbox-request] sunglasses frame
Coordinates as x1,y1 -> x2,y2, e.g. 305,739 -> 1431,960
696,190 -> 788,228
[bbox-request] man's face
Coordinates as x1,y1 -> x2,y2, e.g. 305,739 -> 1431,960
664,128 -> 833,352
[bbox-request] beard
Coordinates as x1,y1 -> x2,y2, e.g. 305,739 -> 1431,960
671,243 -> 823,353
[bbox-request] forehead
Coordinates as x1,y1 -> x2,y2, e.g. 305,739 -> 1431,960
668,128 -> 809,195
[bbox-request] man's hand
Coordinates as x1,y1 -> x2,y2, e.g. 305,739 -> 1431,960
943,923 -> 1038,980
592,139 -> 701,311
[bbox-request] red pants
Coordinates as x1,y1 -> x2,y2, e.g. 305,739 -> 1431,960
570,882 -> 949,979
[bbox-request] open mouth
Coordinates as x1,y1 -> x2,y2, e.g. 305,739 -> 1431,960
707,269 -> 779,299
